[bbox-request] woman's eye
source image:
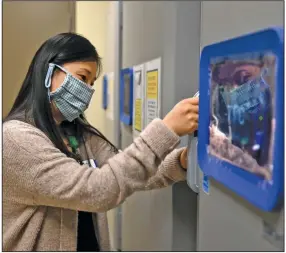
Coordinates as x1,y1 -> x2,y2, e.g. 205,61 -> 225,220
79,75 -> 87,82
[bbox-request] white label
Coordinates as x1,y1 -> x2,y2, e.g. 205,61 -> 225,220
133,64 -> 145,137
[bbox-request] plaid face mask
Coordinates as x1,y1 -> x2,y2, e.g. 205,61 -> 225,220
218,75 -> 272,158
220,75 -> 269,121
45,63 -> 95,122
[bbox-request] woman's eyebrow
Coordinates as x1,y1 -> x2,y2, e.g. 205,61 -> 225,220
78,68 -> 91,75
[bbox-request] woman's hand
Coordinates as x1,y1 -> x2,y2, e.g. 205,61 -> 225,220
163,97 -> 199,136
179,148 -> 188,170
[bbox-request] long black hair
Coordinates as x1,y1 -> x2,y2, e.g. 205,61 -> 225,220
4,32 -> 118,158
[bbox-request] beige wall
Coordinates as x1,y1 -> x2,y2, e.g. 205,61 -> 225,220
3,1 -> 73,117
75,1 -> 109,133
75,2 -> 118,250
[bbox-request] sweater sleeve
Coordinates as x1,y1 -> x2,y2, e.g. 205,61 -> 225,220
144,147 -> 186,190
209,126 -> 271,180
3,119 -> 180,213
90,131 -> 186,192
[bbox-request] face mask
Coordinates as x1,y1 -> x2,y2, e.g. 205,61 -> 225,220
45,63 -> 95,122
214,68 -> 272,166
220,75 -> 269,124
218,74 -> 271,154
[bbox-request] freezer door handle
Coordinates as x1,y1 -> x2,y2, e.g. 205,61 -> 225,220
187,132 -> 199,193
186,91 -> 200,193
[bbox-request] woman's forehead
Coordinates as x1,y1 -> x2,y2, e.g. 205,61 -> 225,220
63,61 -> 97,76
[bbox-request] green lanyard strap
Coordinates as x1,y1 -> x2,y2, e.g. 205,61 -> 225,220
68,136 -> 79,153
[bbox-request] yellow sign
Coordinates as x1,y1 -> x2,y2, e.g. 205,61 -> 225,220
146,70 -> 158,100
134,99 -> 142,131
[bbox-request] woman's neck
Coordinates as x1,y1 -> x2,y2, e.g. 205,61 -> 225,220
51,101 -> 64,125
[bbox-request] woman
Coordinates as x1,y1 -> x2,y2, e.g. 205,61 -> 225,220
209,59 -> 273,180
3,33 -> 199,251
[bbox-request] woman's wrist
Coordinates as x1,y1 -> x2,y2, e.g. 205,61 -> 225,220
179,148 -> 188,170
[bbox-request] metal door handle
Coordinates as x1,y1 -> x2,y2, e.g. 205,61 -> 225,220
186,91 -> 200,193
187,132 -> 199,193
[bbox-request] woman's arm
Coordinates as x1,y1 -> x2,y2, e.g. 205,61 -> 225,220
90,133 -> 187,191
3,119 -> 180,213
209,125 -> 271,180
144,148 -> 186,190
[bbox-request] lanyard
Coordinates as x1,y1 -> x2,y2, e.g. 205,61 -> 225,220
68,136 -> 79,153
67,135 -> 97,169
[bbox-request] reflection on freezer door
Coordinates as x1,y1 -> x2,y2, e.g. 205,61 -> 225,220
198,27 -> 283,211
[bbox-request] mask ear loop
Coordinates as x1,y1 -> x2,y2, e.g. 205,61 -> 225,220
54,64 -> 68,74
45,63 -> 70,102
45,63 -> 56,103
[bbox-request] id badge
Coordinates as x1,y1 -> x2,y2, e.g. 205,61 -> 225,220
82,159 -> 98,169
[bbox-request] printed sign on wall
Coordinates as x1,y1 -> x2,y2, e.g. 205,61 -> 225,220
145,58 -> 161,125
